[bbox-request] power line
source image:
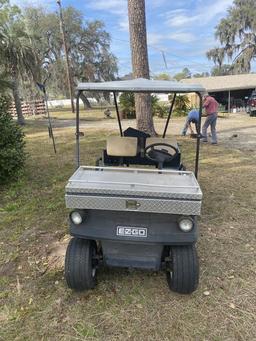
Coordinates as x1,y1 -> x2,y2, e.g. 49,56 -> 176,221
161,51 -> 168,69
111,36 -> 214,70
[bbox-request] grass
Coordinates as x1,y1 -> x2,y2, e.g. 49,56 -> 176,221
25,107 -> 116,121
0,116 -> 256,340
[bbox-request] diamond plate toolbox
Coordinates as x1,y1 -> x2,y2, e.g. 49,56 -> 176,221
65,166 -> 202,216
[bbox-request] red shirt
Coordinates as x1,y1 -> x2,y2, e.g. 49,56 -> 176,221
203,96 -> 218,115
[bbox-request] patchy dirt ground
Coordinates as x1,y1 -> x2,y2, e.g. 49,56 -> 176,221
34,111 -> 256,151
0,113 -> 256,340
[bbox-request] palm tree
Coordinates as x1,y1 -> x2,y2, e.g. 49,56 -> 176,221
0,71 -> 12,92
207,0 -> 256,73
0,10 -> 37,125
127,0 -> 156,135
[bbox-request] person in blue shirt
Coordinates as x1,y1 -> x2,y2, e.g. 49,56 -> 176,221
181,109 -> 199,136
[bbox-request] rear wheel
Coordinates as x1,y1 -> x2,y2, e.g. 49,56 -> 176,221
65,238 -> 98,291
166,245 -> 199,294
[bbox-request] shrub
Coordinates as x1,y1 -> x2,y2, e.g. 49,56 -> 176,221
119,92 -> 160,118
119,92 -> 136,118
168,94 -> 191,116
0,96 -> 26,184
153,103 -> 169,118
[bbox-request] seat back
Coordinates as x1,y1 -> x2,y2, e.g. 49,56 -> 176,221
106,136 -> 138,157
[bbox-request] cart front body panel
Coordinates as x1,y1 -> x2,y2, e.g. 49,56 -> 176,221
69,210 -> 198,270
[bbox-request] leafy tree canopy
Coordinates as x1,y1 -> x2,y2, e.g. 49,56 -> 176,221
0,1 -> 117,105
207,0 -> 256,73
24,6 -> 118,99
173,68 -> 191,81
0,0 -> 38,124
0,4 -> 37,78
193,72 -> 210,78
154,73 -> 171,80
211,64 -> 232,76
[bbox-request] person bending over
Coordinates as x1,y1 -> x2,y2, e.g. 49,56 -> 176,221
181,109 -> 199,136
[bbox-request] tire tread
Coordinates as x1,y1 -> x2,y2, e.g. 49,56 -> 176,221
65,238 -> 96,291
167,245 -> 199,294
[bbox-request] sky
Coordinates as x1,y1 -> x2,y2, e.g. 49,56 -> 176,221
12,0 -> 240,77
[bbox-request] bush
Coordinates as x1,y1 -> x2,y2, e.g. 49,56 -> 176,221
0,96 -> 26,184
119,92 -> 136,118
119,92 -> 160,118
153,103 -> 169,118
168,94 -> 190,116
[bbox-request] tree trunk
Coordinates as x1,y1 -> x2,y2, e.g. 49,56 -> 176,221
80,92 -> 92,109
11,68 -> 25,125
128,0 -> 156,135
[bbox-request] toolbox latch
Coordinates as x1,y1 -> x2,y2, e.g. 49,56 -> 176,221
126,200 -> 141,210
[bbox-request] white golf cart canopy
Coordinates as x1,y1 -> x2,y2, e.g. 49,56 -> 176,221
76,78 -> 206,93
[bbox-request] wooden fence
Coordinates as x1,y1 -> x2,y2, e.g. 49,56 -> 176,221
10,99 -> 46,116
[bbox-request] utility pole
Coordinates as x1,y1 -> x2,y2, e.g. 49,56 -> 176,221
56,0 -> 75,113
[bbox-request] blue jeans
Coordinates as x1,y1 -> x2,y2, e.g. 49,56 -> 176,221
181,118 -> 198,136
202,113 -> 217,143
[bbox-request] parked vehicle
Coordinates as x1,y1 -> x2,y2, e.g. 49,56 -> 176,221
64,78 -> 205,294
247,91 -> 256,116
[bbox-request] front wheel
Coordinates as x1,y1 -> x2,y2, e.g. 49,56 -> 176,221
166,245 -> 199,294
65,238 -> 98,291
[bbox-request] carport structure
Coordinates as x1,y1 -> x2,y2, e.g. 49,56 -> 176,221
182,73 -> 256,112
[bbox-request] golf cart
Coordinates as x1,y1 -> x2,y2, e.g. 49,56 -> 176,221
64,78 -> 205,294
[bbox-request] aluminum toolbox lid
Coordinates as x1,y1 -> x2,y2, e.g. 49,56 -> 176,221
66,166 -> 202,201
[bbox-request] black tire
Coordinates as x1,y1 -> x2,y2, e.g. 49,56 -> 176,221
65,238 -> 97,291
166,245 -> 199,294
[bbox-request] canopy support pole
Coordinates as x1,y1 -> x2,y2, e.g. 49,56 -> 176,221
228,90 -> 231,113
113,92 -> 123,136
195,92 -> 203,179
162,93 -> 176,138
76,90 -> 82,169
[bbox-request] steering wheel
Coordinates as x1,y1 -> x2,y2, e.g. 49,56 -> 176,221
145,143 -> 178,169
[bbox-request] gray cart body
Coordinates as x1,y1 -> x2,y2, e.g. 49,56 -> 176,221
65,166 -> 202,270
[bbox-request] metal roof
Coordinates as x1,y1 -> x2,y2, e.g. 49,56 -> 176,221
76,78 -> 205,93
181,73 -> 256,92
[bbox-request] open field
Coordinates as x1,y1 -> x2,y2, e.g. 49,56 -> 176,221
0,113 -> 256,340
